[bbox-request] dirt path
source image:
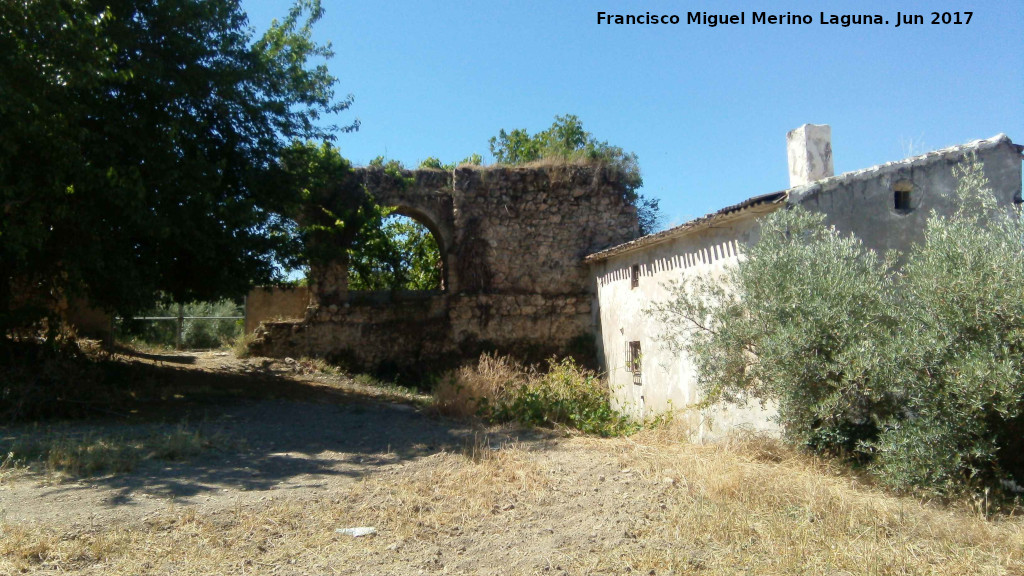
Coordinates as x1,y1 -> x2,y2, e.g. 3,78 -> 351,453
2,351 -> 543,528
3,351 -> 1022,575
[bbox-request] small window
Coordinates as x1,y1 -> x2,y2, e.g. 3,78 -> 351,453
625,340 -> 642,385
630,264 -> 640,289
893,181 -> 913,213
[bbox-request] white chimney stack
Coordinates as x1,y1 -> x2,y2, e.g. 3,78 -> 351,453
787,124 -> 833,187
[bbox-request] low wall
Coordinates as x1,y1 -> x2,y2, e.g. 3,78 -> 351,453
249,292 -> 594,377
244,287 -> 311,334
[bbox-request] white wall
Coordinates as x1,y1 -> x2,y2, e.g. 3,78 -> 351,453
591,207 -> 781,440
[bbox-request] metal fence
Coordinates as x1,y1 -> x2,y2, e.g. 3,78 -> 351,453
120,302 -> 244,350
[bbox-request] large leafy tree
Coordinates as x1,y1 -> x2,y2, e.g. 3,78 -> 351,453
0,0 -> 353,331
489,115 -> 661,234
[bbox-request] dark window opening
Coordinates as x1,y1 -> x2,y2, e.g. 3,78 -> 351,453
894,190 -> 911,211
625,340 -> 642,386
630,264 -> 640,289
893,181 -> 913,213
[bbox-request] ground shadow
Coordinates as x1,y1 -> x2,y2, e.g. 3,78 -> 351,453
2,354 -> 558,512
111,345 -> 197,364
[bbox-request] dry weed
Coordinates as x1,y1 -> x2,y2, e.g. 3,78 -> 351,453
432,353 -> 525,418
5,423 -> 217,481
603,430 -> 1024,575
0,442 -> 547,574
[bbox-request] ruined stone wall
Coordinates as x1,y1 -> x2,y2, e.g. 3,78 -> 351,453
254,292 -> 595,375
251,162 -> 638,374
452,164 -> 637,294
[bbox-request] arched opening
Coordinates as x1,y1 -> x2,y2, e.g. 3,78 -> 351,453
348,210 -> 447,292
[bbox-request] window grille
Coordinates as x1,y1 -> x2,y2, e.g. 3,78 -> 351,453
625,340 -> 642,386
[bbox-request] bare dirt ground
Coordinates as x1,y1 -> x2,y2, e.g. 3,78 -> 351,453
2,351 -> 1023,575
1,351 -> 506,526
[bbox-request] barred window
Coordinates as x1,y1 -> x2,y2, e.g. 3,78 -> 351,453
625,340 -> 642,386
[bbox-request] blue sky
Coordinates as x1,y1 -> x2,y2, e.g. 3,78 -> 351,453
243,0 -> 1022,229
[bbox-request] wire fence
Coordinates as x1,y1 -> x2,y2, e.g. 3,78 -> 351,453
117,301 -> 245,350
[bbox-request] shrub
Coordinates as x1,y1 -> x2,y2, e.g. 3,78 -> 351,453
649,206 -> 899,457
651,155 -> 1024,494
870,158 -> 1024,492
433,353 -> 523,418
434,353 -> 637,436
117,299 -> 243,350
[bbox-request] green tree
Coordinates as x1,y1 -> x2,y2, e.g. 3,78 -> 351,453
418,154 -> 483,171
348,215 -> 442,291
296,154 -> 443,293
488,115 -> 661,234
276,141 -> 379,277
0,0 -> 352,333
870,158 -> 1024,492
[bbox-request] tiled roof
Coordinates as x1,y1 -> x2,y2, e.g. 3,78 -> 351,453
584,191 -> 787,262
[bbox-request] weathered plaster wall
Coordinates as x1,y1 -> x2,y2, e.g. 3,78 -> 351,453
790,135 -> 1022,255
592,206 -> 782,439
251,162 -> 638,373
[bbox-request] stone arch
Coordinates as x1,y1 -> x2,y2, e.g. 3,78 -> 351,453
360,168 -> 458,292
260,163 -> 640,375
380,207 -> 450,291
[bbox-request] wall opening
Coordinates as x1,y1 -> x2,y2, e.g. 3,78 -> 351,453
630,264 -> 640,288
893,180 -> 913,213
348,212 -> 446,292
626,340 -> 642,385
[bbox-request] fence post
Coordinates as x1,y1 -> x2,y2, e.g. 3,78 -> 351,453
175,303 -> 184,350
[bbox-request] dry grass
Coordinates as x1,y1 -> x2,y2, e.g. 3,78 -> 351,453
3,426 -> 1022,575
4,423 -> 216,481
0,438 -> 547,574
434,354 -> 636,436
600,429 -> 1024,575
0,451 -> 18,486
230,331 -> 258,358
432,353 -> 525,418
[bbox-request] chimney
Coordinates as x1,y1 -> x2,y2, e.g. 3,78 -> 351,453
787,124 -> 833,187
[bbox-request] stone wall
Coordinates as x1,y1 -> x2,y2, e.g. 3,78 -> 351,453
251,162 -> 638,374
244,286 -> 311,334
451,164 -> 637,294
